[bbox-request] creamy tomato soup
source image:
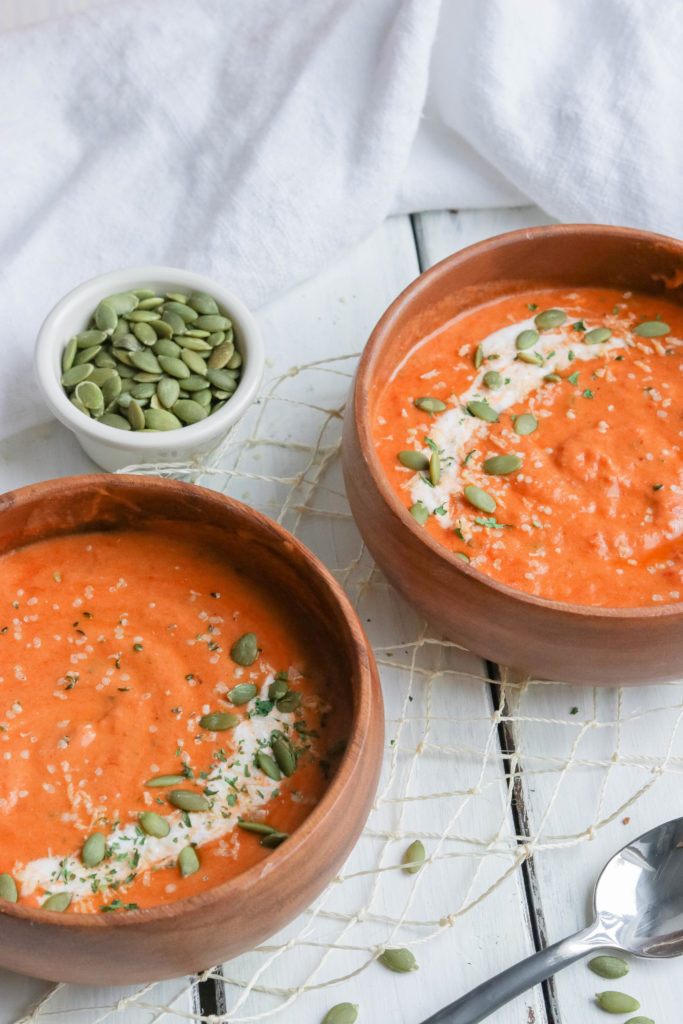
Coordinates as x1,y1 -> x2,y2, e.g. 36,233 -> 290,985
374,286 -> 683,606
0,528 -> 347,913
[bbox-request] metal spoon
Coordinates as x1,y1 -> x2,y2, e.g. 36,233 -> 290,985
421,816 -> 683,1024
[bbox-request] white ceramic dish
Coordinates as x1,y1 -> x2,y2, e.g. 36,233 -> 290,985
34,266 -> 264,471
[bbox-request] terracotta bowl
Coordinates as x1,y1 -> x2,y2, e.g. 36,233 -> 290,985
0,475 -> 383,984
342,224 -> 683,685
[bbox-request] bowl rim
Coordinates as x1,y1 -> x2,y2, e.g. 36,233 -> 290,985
34,265 -> 264,453
353,222 -> 683,620
0,473 -> 380,929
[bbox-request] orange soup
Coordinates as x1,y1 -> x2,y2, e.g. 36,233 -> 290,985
374,286 -> 683,606
0,528 -> 347,913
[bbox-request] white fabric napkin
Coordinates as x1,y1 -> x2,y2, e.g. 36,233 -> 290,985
0,0 -> 680,438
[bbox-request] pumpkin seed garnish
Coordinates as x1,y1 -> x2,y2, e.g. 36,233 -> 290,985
623,1018 -> 654,1024
138,811 -> 171,838
144,774 -> 186,787
409,501 -> 429,525
199,711 -> 240,731
633,320 -> 670,337
260,831 -> 288,848
595,991 -> 640,1014
584,327 -> 612,345
463,485 -> 496,513
534,308 -> 567,330
230,632 -> 259,666
268,677 -> 289,701
483,454 -> 522,475
237,819 -> 277,835
256,751 -> 281,781
0,873 -> 18,902
272,734 -> 297,776
378,948 -> 418,973
276,690 -> 302,713
513,413 -> 538,436
429,450 -> 441,486
402,839 -> 425,874
398,450 -> 429,471
473,344 -> 483,369
454,551 -> 470,563
43,892 -> 72,912
483,370 -> 503,389
228,682 -> 258,705
467,400 -> 499,423
81,832 -> 106,868
544,372 -> 562,383
588,956 -> 629,980
414,396 -> 447,414
178,845 -> 200,877
322,1003 -> 359,1024
516,328 -> 539,350
167,789 -> 210,812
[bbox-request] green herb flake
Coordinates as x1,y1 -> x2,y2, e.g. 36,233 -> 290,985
567,371 -> 580,385
527,303 -> 538,311
653,484 -> 664,491
462,448 -> 476,466
583,388 -> 594,398
572,320 -> 586,332
474,516 -> 512,530
570,706 -> 579,715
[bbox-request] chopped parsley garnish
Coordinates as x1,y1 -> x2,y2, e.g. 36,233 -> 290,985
462,449 -> 476,467
433,504 -> 447,516
567,371 -> 580,385
653,484 -> 664,491
572,320 -> 586,332
527,303 -> 538,311
474,516 -> 512,530
567,350 -> 575,361
582,388 -> 594,398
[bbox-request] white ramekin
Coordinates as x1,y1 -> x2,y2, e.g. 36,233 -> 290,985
35,266 -> 264,472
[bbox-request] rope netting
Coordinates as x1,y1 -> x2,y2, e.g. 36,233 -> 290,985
12,355 -> 683,1023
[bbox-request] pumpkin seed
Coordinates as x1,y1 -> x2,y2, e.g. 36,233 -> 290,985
544,372 -> 562,383
101,375 -> 122,404
230,632 -> 259,666
227,350 -> 242,369
199,711 -> 240,731
624,1018 -> 654,1024
483,454 -> 522,475
94,351 -> 117,368
189,291 -> 220,315
208,341 -> 234,369
139,811 -> 171,837
181,374 -> 211,392
75,329 -> 108,348
268,677 -> 289,701
535,308 -> 567,330
207,367 -> 239,391
133,321 -> 158,346
82,832 -> 106,868
455,551 -> 470,563
43,892 -> 72,912
256,751 -> 281,781
595,992 -> 640,1014
165,292 -> 188,303
163,301 -> 198,323
178,845 -> 200,877
473,344 -> 483,369
463,485 -> 496,513
154,337 -> 182,358
513,413 -> 538,435
173,399 -> 208,424
129,350 -> 161,374
0,873 -> 18,902
208,331 -> 227,347
104,292 -> 138,315
126,309 -> 161,323
398,451 -> 429,471
402,839 -> 425,874
378,948 -> 418,973
145,774 -> 186,787
633,320 -> 670,337
272,734 -> 296,776
414,396 -> 447,414
260,831 -> 288,848
589,956 -> 629,980
178,334 -> 212,351
99,412 -> 131,430
156,378 -> 181,408
144,408 -> 182,431
195,314 -> 231,331
517,350 -> 544,366
237,819 -> 277,835
467,400 -> 498,423
95,300 -> 118,333
429,450 -> 441,486
75,380 -> 104,411
584,327 -> 612,345
409,501 -> 429,525
277,691 -> 302,713
194,389 -> 212,409
162,309 -> 187,334
127,399 -> 145,431
73,344 -> 102,365
137,296 -> 164,309
167,789 -> 210,812
483,370 -> 503,389
516,328 -> 539,350
151,318 -> 174,338
228,682 -> 258,705
130,382 -> 156,400
157,355 -> 190,379
62,364 -> 93,388
181,349 -> 208,375
322,1003 -> 359,1024
62,337 -> 78,371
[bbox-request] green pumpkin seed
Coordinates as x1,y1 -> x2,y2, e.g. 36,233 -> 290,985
133,321 -> 158,346
115,334 -> 143,352
81,831 -> 106,867
402,839 -> 425,874
133,371 -> 163,383
272,735 -> 296,776
104,292 -> 139,315
633,320 -> 669,337
483,370 -> 503,389
163,301 -> 198,323
256,751 -> 281,781
227,350 -> 242,369
588,956 -> 629,980
207,331 -> 227,347
517,350 -> 544,366
0,873 -> 18,902
322,1005 -> 358,1024
157,377 -> 181,408
62,337 -> 78,371
130,382 -> 156,400
544,372 -> 562,383
268,677 -> 289,701
181,349 -> 208,375
237,819 -> 277,835
228,682 -> 258,705
144,408 -> 182,431
61,363 -> 93,388
73,344 -> 102,365
154,337 -> 182,358
173,399 -> 208,424
139,811 -> 171,837
181,374 -> 211,392
75,329 -> 108,348
584,327 -> 612,345
624,1018 -> 654,1024
429,450 -> 441,486
158,355 -> 190,379
129,350 -> 161,374
199,711 -> 240,731
95,351 -> 117,368
195,314 -> 231,331
126,309 -> 161,323
194,388 -> 212,408
189,291 -> 220,315
473,344 -> 483,369
463,485 -> 496,513
207,342 -> 234,369
513,413 -> 538,435
75,380 -> 104,411
276,691 -> 302,713
111,317 -> 130,342
230,633 -> 259,666
43,892 -> 72,912
260,831 -> 288,848
414,396 -> 447,414
398,451 -> 429,471
165,292 -> 188,303
483,454 -> 522,475
99,412 -> 131,430
535,308 -> 567,330
178,334 -> 212,351
89,366 -> 116,386
151,318 -> 174,339
379,948 -> 418,973
137,296 -> 164,310
70,396 -> 90,416
455,552 -> 470,563
185,328 -> 211,339
145,774 -> 187,787
127,399 -> 146,431
467,400 -> 498,423
409,501 -> 429,525
133,288 -> 155,299
167,789 -> 210,812
516,328 -> 539,350
178,845 -> 200,877
207,367 -> 239,391
595,992 -> 640,1014
162,309 -> 187,334
95,300 -> 118,334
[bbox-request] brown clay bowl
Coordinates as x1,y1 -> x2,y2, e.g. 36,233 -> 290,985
0,475 -> 383,984
342,224 -> 683,685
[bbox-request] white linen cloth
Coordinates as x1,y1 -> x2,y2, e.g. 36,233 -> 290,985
0,0 -> 681,437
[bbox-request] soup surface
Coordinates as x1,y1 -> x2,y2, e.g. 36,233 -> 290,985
373,286 -> 683,606
0,528 -> 347,912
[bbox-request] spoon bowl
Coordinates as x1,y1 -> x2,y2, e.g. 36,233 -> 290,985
423,817 -> 683,1023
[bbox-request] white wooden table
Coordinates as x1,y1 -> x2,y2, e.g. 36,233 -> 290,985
1,204 -> 681,1024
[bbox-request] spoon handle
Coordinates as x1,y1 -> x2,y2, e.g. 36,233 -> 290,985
420,924 -> 605,1024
